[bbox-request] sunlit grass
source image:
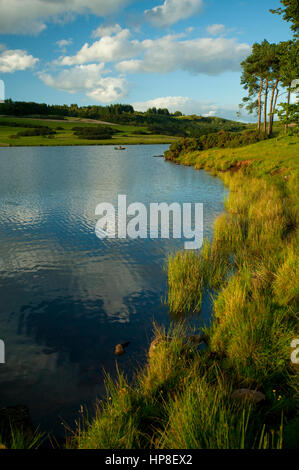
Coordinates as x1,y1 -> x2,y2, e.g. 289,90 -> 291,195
167,241 -> 230,315
157,370 -> 283,449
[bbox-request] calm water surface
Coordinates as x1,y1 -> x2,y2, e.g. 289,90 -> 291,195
0,145 -> 227,437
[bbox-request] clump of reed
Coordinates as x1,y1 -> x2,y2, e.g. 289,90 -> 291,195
167,241 -> 230,315
157,369 -> 283,449
209,265 -> 295,385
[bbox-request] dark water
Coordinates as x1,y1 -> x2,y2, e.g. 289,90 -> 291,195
0,145 -> 227,438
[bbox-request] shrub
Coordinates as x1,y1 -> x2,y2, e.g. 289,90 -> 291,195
13,127 -> 56,137
72,125 -> 115,140
165,130 -> 268,160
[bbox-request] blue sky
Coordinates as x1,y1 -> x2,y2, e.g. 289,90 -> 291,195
0,0 -> 293,120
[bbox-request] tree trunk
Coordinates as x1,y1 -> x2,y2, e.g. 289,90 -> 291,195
271,85 -> 279,133
285,84 -> 291,133
257,78 -> 264,131
268,79 -> 279,136
273,86 -> 279,116
263,78 -> 269,133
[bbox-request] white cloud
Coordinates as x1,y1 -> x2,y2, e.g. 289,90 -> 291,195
60,28 -> 142,66
133,96 -> 243,121
133,96 -> 213,114
92,24 -> 123,38
206,24 -> 227,36
0,0 -> 129,35
59,26 -> 250,77
145,0 -> 204,27
0,48 -> 38,73
56,39 -> 73,49
117,59 -> 142,73
86,78 -> 128,102
38,64 -> 128,103
40,26 -> 251,104
116,36 -> 251,76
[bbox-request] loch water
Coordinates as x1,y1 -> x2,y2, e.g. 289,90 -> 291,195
0,145 -> 227,437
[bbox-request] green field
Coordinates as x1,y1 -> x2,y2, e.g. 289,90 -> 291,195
0,116 -> 178,147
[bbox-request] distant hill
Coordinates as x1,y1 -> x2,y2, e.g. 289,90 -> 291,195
0,100 -> 246,137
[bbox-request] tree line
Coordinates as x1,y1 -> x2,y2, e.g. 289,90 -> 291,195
0,100 -> 135,119
239,1 -> 298,134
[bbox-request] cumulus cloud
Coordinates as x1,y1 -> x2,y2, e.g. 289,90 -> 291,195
145,0 -> 204,27
116,36 -> 251,75
92,24 -> 123,38
60,28 -> 141,66
86,79 -> 128,102
133,96 -> 216,115
206,24 -> 227,36
133,96 -> 243,121
0,48 -> 38,73
38,64 -> 129,103
0,0 -> 129,35
58,26 -> 250,76
39,25 -> 251,103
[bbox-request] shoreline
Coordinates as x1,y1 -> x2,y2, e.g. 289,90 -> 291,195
0,141 -> 174,148
70,135 -> 298,449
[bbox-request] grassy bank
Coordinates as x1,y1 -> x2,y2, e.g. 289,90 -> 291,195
66,134 -> 298,449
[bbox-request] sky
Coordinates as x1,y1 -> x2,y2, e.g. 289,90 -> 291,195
0,0 -> 294,121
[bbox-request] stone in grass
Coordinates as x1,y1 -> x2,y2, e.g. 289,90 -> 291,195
186,334 -> 208,346
148,334 -> 207,359
231,389 -> 266,404
148,337 -> 168,359
114,342 -> 130,356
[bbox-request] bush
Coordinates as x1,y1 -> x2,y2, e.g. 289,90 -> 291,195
72,125 -> 115,140
165,130 -> 268,160
148,123 -> 187,137
13,127 -> 56,137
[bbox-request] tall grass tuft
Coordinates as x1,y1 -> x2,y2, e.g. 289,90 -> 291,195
157,368 -> 283,449
167,242 -> 230,315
